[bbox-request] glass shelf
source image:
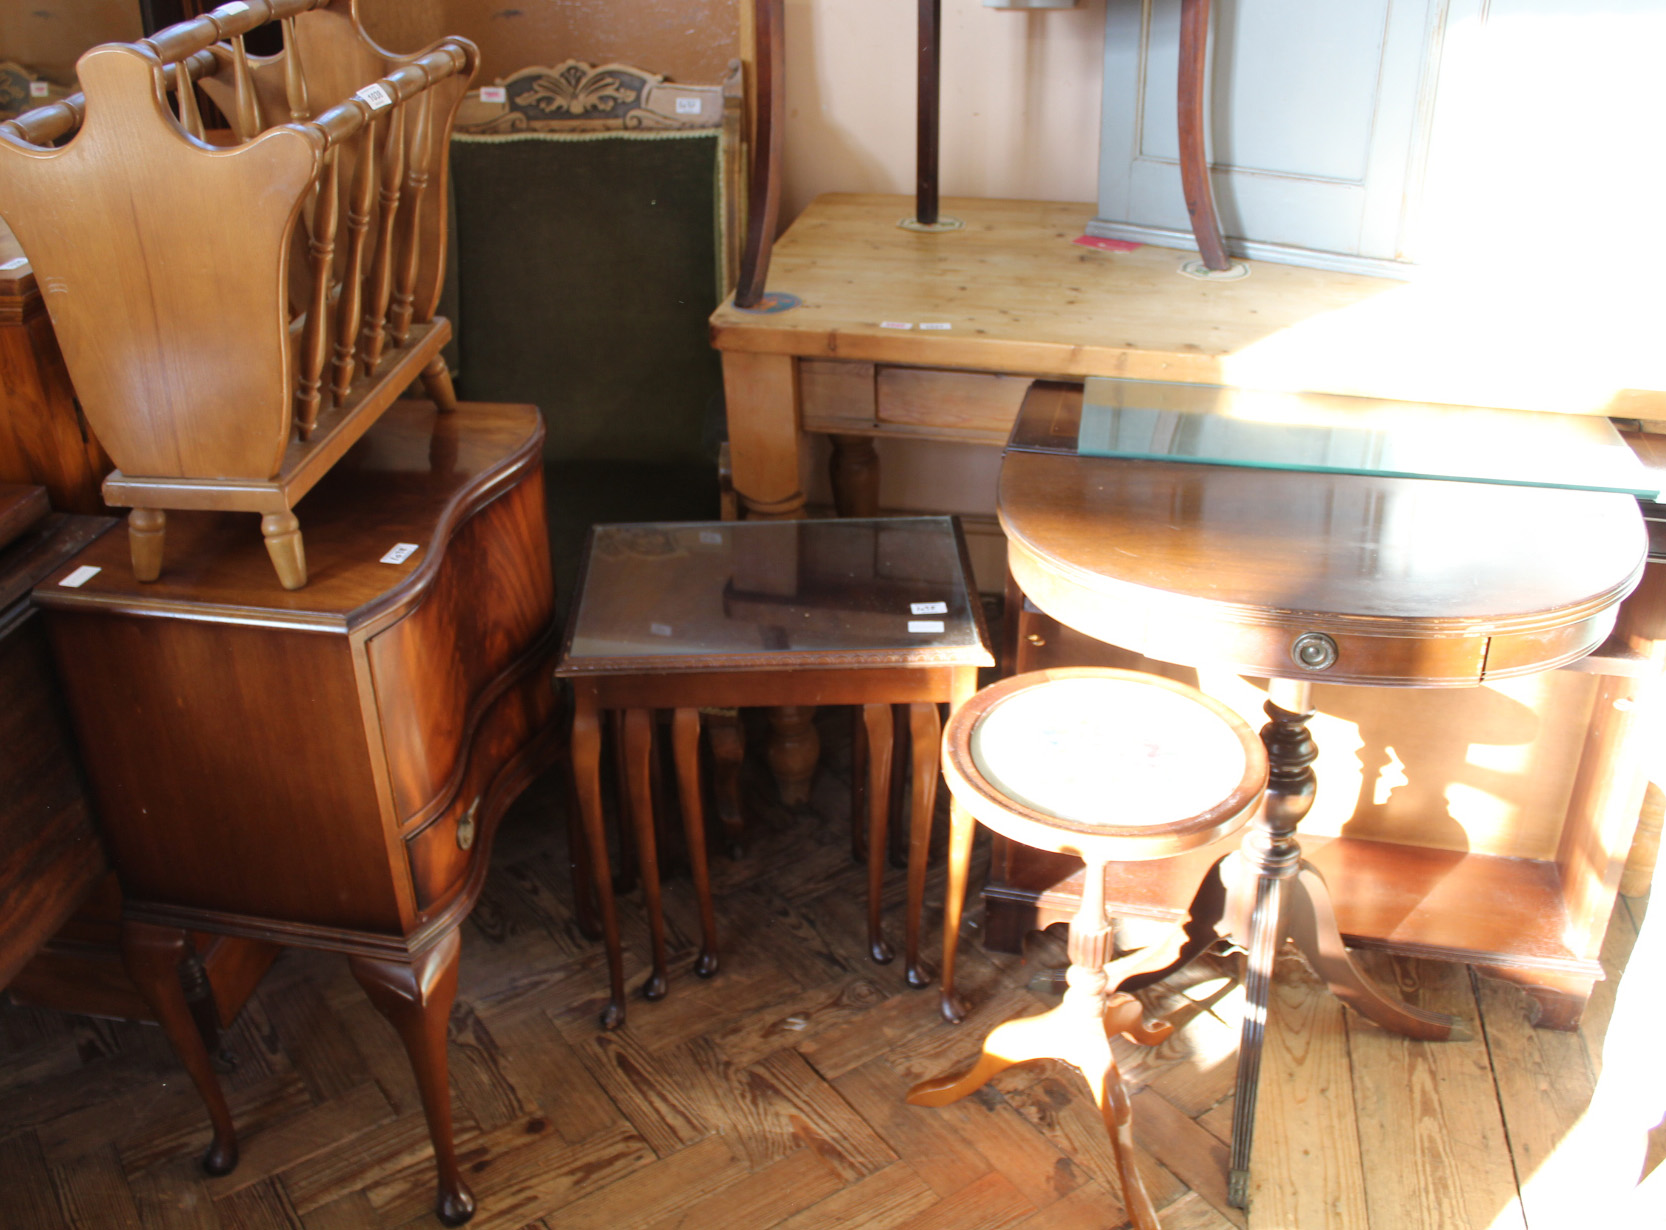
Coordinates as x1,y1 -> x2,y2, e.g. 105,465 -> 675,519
1008,377 -> 1660,500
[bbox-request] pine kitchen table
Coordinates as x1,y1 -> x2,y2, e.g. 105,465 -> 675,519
709,193 -> 1666,523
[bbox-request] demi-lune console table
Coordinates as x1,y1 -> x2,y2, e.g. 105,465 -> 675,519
994,381 -> 1662,1035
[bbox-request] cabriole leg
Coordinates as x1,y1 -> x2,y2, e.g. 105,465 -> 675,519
348,930 -> 474,1226
673,708 -> 720,977
623,708 -> 668,1001
572,684 -> 626,1028
121,919 -> 239,1176
938,798 -> 976,1023
862,702 -> 895,964
904,700 -> 941,989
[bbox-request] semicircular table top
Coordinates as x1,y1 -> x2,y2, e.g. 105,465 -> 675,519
999,383 -> 1648,687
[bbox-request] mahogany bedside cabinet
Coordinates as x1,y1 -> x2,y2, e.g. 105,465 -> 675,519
33,400 -> 561,1227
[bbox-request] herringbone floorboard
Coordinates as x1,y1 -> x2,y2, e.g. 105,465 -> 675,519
2,711 -> 1658,1229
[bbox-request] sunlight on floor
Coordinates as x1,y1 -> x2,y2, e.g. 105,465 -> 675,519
1497,888 -> 1663,1227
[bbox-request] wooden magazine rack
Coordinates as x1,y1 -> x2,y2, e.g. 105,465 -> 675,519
0,0 -> 478,588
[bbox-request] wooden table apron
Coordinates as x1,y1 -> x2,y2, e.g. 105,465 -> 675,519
568,662 -> 978,711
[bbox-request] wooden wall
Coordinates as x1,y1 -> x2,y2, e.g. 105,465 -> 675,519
0,3 -> 141,84
0,3 -> 739,91
359,0 -> 740,87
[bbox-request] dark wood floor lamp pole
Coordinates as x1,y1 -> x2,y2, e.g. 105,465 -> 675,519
1177,0 -> 1231,270
734,0 -> 785,309
916,0 -> 941,227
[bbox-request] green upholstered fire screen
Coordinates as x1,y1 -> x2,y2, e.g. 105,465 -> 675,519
446,129 -> 725,466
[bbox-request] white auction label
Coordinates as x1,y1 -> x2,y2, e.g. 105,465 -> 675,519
380,542 -> 419,564
919,322 -> 952,330
356,83 -> 395,111
59,565 -> 101,588
650,622 -> 673,637
910,601 -> 947,615
908,619 -> 945,634
880,321 -> 913,329
478,86 -> 507,104
698,530 -> 723,545
675,97 -> 702,115
28,81 -> 50,98
218,1 -> 251,16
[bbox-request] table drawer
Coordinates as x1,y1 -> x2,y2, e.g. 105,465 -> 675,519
876,367 -> 1031,441
1143,616 -> 1490,687
798,361 -> 1031,444
800,360 -> 875,428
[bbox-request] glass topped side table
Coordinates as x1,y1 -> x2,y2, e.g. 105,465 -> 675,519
556,516 -> 993,1028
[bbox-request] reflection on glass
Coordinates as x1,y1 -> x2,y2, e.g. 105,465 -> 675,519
564,517 -> 984,665
1059,377 -> 1658,498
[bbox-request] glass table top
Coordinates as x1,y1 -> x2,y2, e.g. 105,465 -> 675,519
1006,376 -> 1659,499
558,517 -> 992,673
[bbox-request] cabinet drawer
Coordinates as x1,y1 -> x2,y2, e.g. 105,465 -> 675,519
403,638 -> 559,915
370,470 -> 555,820
406,787 -> 482,916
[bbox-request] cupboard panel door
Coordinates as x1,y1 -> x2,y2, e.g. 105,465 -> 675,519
1095,0 -> 1442,275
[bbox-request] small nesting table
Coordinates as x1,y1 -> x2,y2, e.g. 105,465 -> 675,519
556,516 -> 993,1028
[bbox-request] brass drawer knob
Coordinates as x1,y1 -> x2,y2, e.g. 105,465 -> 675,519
1291,632 -> 1338,671
456,798 -> 480,851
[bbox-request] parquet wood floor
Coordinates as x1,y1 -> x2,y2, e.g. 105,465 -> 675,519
2,711 -> 1659,1229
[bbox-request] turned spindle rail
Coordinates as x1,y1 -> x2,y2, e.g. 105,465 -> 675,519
0,0 -> 478,589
